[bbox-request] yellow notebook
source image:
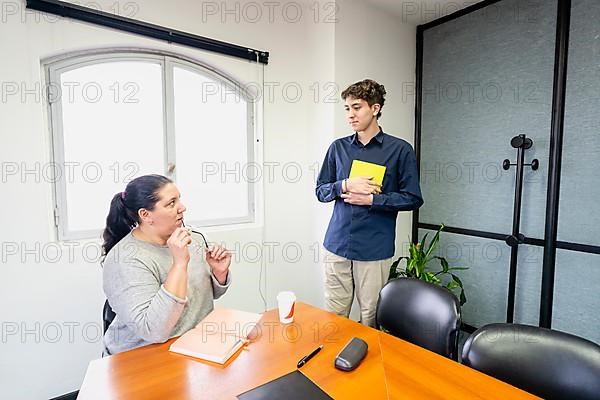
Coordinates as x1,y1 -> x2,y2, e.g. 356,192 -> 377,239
349,160 -> 386,186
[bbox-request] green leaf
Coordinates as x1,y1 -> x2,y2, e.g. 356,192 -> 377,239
408,245 -> 415,260
388,257 -> 407,280
450,273 -> 464,288
435,256 -> 449,273
424,224 -> 444,259
459,290 -> 467,306
396,223 -> 468,305
420,232 -> 429,246
419,233 -> 428,255
446,281 -> 459,290
406,258 -> 421,276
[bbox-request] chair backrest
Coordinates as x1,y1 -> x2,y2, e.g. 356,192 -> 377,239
103,300 -> 116,334
376,278 -> 461,360
462,323 -> 600,400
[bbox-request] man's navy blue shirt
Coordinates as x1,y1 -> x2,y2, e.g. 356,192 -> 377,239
316,129 -> 423,261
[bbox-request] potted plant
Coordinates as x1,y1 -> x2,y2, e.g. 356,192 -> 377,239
388,225 -> 468,305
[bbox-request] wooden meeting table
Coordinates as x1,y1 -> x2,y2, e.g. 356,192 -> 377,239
78,302 -> 539,399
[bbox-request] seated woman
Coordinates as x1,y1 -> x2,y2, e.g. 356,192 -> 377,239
101,174 -> 231,355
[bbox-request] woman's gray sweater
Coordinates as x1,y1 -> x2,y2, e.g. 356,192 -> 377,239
102,231 -> 231,355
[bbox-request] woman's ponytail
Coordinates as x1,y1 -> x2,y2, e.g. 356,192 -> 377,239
101,192 -> 137,259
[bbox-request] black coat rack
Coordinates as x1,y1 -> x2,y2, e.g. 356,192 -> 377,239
502,134 -> 539,322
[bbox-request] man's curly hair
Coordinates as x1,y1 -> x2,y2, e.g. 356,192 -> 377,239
341,79 -> 386,119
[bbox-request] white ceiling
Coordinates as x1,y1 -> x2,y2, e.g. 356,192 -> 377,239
365,0 -> 485,25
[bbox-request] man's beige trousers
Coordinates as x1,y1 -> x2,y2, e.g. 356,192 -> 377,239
323,248 -> 392,327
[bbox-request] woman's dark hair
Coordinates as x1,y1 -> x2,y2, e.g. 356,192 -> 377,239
341,79 -> 386,119
101,174 -> 173,259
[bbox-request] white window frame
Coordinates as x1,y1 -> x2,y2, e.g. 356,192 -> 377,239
44,48 -> 257,241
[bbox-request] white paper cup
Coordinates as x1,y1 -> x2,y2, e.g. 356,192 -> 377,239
277,291 -> 296,324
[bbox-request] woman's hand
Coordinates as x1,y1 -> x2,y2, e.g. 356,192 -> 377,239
206,244 -> 231,284
166,227 -> 192,267
164,228 -> 193,299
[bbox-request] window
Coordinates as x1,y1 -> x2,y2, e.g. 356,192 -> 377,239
45,50 -> 257,240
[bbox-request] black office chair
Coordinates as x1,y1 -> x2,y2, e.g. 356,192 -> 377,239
103,300 -> 116,334
376,278 -> 461,360
462,323 -> 600,400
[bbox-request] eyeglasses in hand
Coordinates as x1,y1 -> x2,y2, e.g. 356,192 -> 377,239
181,221 -> 209,253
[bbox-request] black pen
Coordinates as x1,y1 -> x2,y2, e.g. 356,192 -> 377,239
297,345 -> 323,368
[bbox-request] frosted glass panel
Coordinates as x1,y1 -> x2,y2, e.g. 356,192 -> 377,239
513,245 -> 543,325
557,0 -> 600,246
419,0 -> 599,335
173,66 -> 251,224
419,229 -> 509,327
552,250 -> 600,344
60,61 -> 165,233
420,0 -> 555,238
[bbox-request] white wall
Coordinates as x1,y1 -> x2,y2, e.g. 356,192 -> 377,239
0,0 -> 415,398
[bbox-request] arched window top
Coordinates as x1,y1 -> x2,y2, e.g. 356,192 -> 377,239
44,47 -> 257,103
45,47 -> 258,240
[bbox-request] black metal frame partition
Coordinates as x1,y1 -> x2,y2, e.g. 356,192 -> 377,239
414,0 -> 600,331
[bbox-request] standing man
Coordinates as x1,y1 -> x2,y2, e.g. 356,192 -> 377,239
316,79 -> 423,327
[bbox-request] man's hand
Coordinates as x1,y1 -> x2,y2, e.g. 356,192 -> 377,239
346,176 -> 381,195
341,192 -> 374,206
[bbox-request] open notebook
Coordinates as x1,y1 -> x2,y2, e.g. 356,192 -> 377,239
169,308 -> 262,364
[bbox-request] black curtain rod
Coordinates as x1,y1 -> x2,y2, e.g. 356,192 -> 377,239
26,0 -> 269,64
